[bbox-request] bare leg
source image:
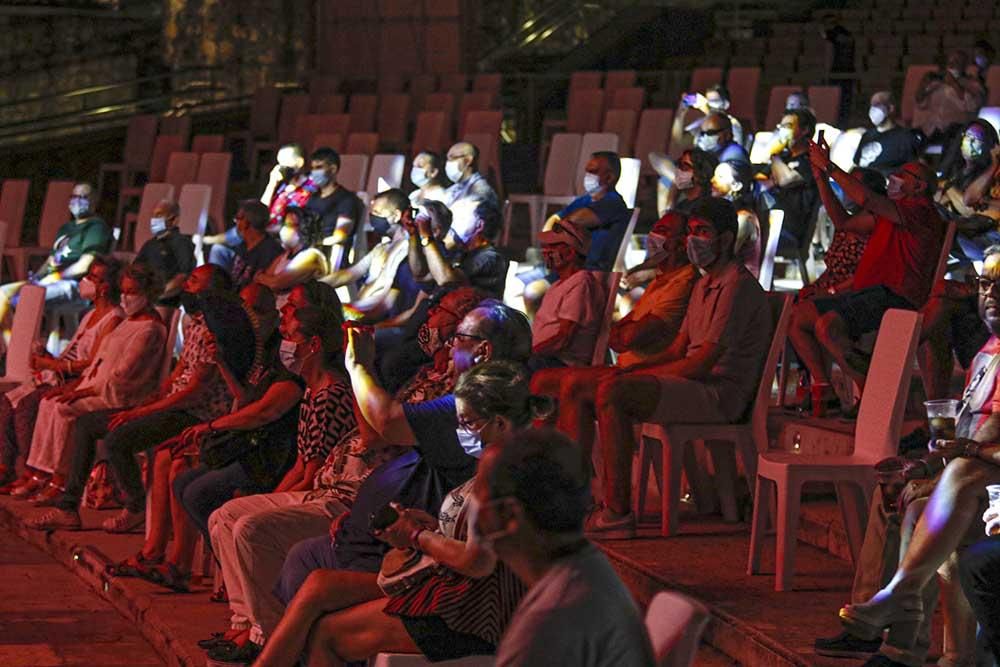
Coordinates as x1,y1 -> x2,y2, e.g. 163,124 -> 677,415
814,311 -> 867,390
551,367 -> 613,462
304,598 -> 419,667
141,449 -> 173,559
166,457 -> 199,571
255,569 -> 382,667
0,281 -> 26,332
917,287 -> 960,400
788,300 -> 833,384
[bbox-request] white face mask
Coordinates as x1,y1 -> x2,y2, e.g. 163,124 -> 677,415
695,132 -> 720,152
673,170 -> 695,190
120,294 -> 147,317
78,277 -> 97,301
776,127 -> 795,145
456,425 -> 485,459
445,159 -> 464,183
886,174 -> 906,200
869,106 -> 887,126
706,97 -> 728,111
69,199 -> 89,218
582,172 -> 602,195
410,166 -> 430,188
645,233 -> 669,261
150,217 -> 167,236
279,339 -> 302,373
279,226 -> 301,250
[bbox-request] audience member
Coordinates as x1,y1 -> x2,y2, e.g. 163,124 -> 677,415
303,147 -> 362,271
914,50 -> 986,144
791,143 -> 945,394
409,150 -> 450,206
255,206 -> 329,304
255,362 -> 545,666
938,120 -> 1000,262
134,199 -> 195,300
972,40 -> 995,85
960,515 -> 1000,664
649,148 -> 718,217
672,83 -> 745,149
691,112 -> 750,168
19,263 -> 166,508
488,428 -> 655,667
0,182 -> 112,331
443,142 -> 498,209
0,256 -> 122,493
854,91 -> 921,176
261,143 -> 314,229
587,198 -> 769,538
711,160 -> 761,276
785,90 -> 811,111
529,224 -> 603,369
225,200 -> 284,290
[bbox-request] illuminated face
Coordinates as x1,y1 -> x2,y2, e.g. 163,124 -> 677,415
978,254 -> 1000,334
710,162 -> 739,198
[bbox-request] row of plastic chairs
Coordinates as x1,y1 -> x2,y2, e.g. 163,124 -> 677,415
307,71 -> 502,101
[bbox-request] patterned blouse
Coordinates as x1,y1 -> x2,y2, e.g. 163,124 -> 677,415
815,230 -> 868,292
297,380 -> 356,463
269,178 -> 315,229
169,314 -> 233,422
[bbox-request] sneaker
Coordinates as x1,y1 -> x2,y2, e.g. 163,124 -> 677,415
585,508 -> 636,540
101,508 -> 145,534
814,630 -> 882,658
26,508 -> 81,531
206,639 -> 262,665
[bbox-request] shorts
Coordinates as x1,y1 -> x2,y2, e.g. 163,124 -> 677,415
813,285 -> 915,339
399,615 -> 495,662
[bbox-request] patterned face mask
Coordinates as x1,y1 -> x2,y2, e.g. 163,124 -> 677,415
417,322 -> 445,357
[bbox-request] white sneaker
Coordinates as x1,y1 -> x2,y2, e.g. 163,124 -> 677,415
585,508 -> 636,540
102,508 -> 144,534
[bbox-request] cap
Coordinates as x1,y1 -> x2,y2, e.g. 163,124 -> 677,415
538,221 -> 590,255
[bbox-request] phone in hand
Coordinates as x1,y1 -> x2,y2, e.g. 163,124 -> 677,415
682,92 -> 699,106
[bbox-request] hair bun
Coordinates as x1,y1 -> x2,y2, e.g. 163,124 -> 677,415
527,394 -> 556,421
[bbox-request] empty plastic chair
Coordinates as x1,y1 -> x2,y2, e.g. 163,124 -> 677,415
377,93 -> 411,150
808,85 -> 842,125
569,70 -> 604,94
191,135 -> 224,154
116,134 -> 183,224
195,153 -> 231,235
177,184 -> 212,237
159,115 -> 191,147
457,93 -> 497,137
725,66 -> 761,129
504,133 -> 582,248
603,109 -> 638,155
408,73 -> 437,112
0,284 -> 45,384
566,89 -> 605,134
338,155 -> 370,192
364,155 -> 406,196
349,94 -> 378,133
423,92 -> 455,132
604,69 -> 638,92
296,113 -> 350,154
97,114 -> 158,199
313,133 -> 345,153
164,152 -> 200,195
227,86 -> 280,168
646,591 -> 711,667
346,133 -> 380,156
616,159 -> 641,210
0,179 -> 30,280
634,109 -> 674,176
410,111 -> 448,156
609,87 -> 646,113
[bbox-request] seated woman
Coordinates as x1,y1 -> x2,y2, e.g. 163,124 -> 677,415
1,256 -> 122,493
18,263 -> 166,505
254,361 -> 547,667
938,120 -> 1000,262
654,147 -> 718,218
408,151 -> 449,206
711,160 -> 761,277
256,206 -> 329,307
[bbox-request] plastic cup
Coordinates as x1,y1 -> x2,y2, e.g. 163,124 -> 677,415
988,484 -> 1000,511
924,399 -> 960,444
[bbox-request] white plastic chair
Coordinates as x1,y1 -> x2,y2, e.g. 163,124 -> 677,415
616,158 -> 641,209
747,308 -> 922,591
829,128 -> 865,171
635,294 -> 792,535
178,184 -> 212,264
0,283 -> 44,387
933,220 -> 957,284
758,210 -> 784,290
338,154 -> 370,193
613,208 -> 640,273
590,271 -> 622,366
646,591 -> 711,667
364,154 -> 405,199
503,133 -> 582,248
368,654 -> 493,667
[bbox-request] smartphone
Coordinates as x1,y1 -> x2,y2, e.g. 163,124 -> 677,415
817,129 -> 825,144
682,92 -> 699,106
370,504 -> 400,531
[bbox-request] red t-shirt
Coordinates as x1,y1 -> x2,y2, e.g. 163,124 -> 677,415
851,196 -> 944,307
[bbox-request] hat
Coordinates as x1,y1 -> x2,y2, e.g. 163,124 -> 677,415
538,221 -> 590,255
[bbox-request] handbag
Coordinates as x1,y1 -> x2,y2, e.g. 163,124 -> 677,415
377,547 -> 438,596
199,428 -> 263,470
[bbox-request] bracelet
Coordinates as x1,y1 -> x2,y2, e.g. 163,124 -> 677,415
964,441 -> 983,459
409,528 -> 425,550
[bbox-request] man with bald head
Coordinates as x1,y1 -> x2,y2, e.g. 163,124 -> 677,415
443,141 -> 498,209
695,112 -> 749,168
134,199 -> 195,299
790,140 -> 946,394
854,91 -> 920,177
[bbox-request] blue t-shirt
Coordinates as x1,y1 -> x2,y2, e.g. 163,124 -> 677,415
556,191 -> 631,271
718,141 -> 750,167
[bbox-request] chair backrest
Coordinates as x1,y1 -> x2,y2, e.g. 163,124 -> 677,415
276,93 -> 311,145
346,133 -> 379,156
194,152 -> 231,234
147,134 -> 184,182
457,92 -> 496,136
177,184 -> 211,237
439,72 -> 468,95
473,72 -> 502,94
191,134 -> 224,154
726,66 -> 761,128
980,106 -> 1000,136
423,92 -> 455,133
604,69 -> 637,91
575,133 -> 619,194
159,115 -> 191,148
0,179 -> 30,248
502,258 -> 521,308
313,133 -> 345,153
590,271 -> 623,366
901,65 -> 940,124
749,294 -> 793,448
830,127 -> 865,170
348,94 -> 378,133
248,86 -> 282,139
603,109 -> 638,155
610,86 -> 646,113
988,66 -> 1000,106
365,154 -> 405,195
764,85 -> 803,130
411,111 -> 447,156
5,283 -> 44,382
462,110 -> 502,140
689,67 -> 723,94
567,89 -> 606,134
37,180 -> 75,248
855,308 -> 923,462
933,219 -> 957,285
569,71 -> 604,96
613,207 -> 640,271
298,113 -> 350,153
132,183 -> 175,251
338,154 -> 370,192
645,591 -> 711,667
808,85 -> 842,125
758,210 -> 784,290
377,93 -> 411,148
160,308 -> 181,382
463,132 -> 502,195
311,93 -> 346,114
122,114 -> 159,169
543,133 -> 583,197
635,109 -> 674,175
164,152 -> 200,194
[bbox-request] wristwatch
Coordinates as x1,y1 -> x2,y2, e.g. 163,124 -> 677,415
420,236 -> 432,247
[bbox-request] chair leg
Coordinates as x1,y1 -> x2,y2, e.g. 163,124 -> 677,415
661,437 -> 684,537
747,474 -> 769,575
835,480 -> 869,566
775,477 -> 801,592
797,250 -> 810,286
706,440 -> 739,523
735,433 -> 759,498
634,435 -> 660,521
683,441 -> 716,515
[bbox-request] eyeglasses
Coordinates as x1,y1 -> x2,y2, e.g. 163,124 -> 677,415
457,414 -> 491,432
451,331 -> 485,343
977,277 -> 1000,293
700,127 -> 725,136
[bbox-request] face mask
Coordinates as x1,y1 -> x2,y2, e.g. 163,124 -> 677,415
706,98 -> 727,111
310,169 -> 330,187
673,170 -> 695,190
369,214 -> 392,237
279,226 -> 301,250
583,173 -> 602,195
410,167 -> 430,188
445,159 -> 464,183
886,175 -> 906,200
120,294 -> 147,317
776,127 -> 795,145
179,290 -> 200,313
78,277 -> 97,301
962,136 -> 984,160
786,97 -> 806,110
646,233 -> 668,261
279,339 -> 302,373
417,322 -> 445,357
150,217 -> 167,236
456,425 -> 485,458
69,199 -> 89,218
686,235 -> 718,269
695,132 -> 720,152
278,166 -> 296,181
869,106 -> 887,126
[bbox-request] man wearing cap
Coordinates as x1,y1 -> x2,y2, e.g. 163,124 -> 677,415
529,223 -> 603,371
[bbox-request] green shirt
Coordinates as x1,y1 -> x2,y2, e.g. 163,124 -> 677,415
48,217 -> 112,271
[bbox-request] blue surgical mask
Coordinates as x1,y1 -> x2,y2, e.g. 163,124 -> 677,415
69,198 -> 89,218
456,426 -> 484,459
410,167 -> 430,188
583,173 -> 602,195
150,217 -> 167,236
310,169 -> 330,187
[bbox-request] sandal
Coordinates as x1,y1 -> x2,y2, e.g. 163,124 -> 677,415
209,583 -> 228,604
143,561 -> 191,593
29,482 -> 66,507
106,551 -> 163,578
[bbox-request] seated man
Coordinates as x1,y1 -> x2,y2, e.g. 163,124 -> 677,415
585,198 -> 771,538
671,83 -> 745,149
134,199 -> 195,300
0,182 -> 112,331
789,143 -> 945,394
322,189 -> 418,321
304,146 -> 362,271
226,200 -> 284,290
442,141 -> 498,209
754,108 -> 820,253
529,224 -> 603,370
687,111 -> 750,168
486,428 -> 655,667
854,91 -> 921,177
409,198 -> 509,299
